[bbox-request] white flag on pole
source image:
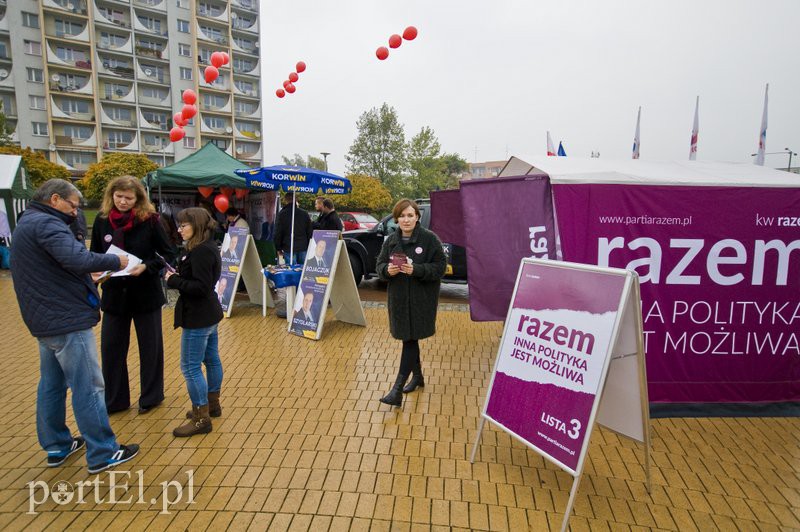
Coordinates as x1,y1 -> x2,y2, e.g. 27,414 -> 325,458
689,96 -> 699,161
755,84 -> 768,166
632,107 -> 641,159
546,131 -> 556,156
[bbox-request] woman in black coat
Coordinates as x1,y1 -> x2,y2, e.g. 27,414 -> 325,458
376,199 -> 447,407
165,207 -> 224,437
90,176 -> 176,415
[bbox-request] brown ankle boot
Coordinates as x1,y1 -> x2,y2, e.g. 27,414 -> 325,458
186,391 -> 222,419
174,405 -> 212,437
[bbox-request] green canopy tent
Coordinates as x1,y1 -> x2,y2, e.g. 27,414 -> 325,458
0,154 -> 34,239
144,142 -> 250,189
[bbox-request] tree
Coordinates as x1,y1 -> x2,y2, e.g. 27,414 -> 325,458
0,102 -> 13,147
336,174 -> 393,213
80,153 -> 158,201
0,146 -> 71,188
406,126 -> 446,199
346,103 -> 408,198
439,152 -> 469,189
281,153 -> 326,171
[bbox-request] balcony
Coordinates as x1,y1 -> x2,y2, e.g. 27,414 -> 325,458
103,133 -> 139,151
133,15 -> 167,37
0,70 -> 12,88
51,98 -> 95,122
43,0 -> 88,16
97,35 -> 133,54
231,15 -> 258,33
231,0 -> 258,12
49,77 -> 93,95
133,0 -> 166,12
97,55 -> 135,79
138,91 -> 170,107
197,23 -> 228,45
94,5 -> 131,29
100,105 -> 136,127
138,109 -> 169,131
236,143 -> 262,160
47,46 -> 93,71
45,24 -> 90,43
234,104 -> 260,119
199,70 -> 229,91
198,4 -> 229,23
135,45 -> 166,60
56,151 -> 95,171
55,130 -> 97,148
137,63 -> 169,85
235,122 -> 260,140
100,84 -> 134,102
142,138 -> 173,153
201,118 -> 231,136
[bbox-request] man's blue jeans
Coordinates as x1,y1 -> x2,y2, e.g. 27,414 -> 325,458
180,324 -> 223,406
37,329 -> 119,466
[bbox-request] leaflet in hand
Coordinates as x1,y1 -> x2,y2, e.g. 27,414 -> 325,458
105,244 -> 142,277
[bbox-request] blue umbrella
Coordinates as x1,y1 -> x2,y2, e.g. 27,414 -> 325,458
235,165 -> 353,262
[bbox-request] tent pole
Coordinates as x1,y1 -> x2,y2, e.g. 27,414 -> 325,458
289,190 -> 296,264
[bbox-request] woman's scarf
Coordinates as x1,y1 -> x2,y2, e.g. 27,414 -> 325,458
107,208 -> 137,249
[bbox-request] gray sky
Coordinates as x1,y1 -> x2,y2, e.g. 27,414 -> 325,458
259,0 -> 800,175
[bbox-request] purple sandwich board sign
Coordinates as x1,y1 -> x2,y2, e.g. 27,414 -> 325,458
471,258 -> 652,532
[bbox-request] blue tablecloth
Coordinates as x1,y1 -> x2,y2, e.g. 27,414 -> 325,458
263,266 -> 302,288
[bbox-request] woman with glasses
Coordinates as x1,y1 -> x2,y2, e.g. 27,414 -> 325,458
90,176 -> 176,415
165,208 -> 224,437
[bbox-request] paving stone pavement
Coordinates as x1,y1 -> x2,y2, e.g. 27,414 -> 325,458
0,275 -> 797,531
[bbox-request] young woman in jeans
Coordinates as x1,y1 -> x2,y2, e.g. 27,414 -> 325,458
165,208 -> 224,437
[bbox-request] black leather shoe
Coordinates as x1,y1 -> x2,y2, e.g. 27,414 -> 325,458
402,373 -> 424,393
379,373 -> 407,408
137,401 -> 162,414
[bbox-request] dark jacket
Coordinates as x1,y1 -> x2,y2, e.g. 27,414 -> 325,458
69,208 -> 88,242
274,204 -> 313,254
10,202 -> 122,337
315,210 -> 344,232
376,224 -> 447,341
91,214 -> 176,314
166,237 -> 223,329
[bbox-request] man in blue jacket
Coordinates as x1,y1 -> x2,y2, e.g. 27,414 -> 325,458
10,179 -> 140,474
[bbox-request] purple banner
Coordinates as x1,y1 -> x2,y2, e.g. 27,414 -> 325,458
553,184 -> 800,404
460,176 -> 557,321
485,261 -> 626,473
430,189 -> 465,247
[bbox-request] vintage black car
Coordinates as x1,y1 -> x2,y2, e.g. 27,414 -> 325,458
343,200 -> 468,286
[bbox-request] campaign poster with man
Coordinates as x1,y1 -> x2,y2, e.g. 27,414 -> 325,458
218,226 -> 249,313
484,260 -> 626,473
289,280 -> 326,338
289,230 -> 340,337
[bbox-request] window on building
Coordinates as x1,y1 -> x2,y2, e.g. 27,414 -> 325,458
56,47 -> 87,63
106,130 -> 133,147
32,122 -> 49,136
200,26 -> 223,42
0,94 -> 15,115
176,0 -> 189,8
141,86 -> 168,99
207,138 -> 229,150
235,80 -> 255,94
142,134 -> 164,147
177,19 -> 189,33
63,125 -> 92,139
183,136 -> 195,148
203,94 -> 226,108
198,3 -> 223,17
234,100 -> 257,115
55,19 -> 83,37
142,111 -> 168,127
179,43 -> 192,57
98,7 -> 126,24
58,73 -> 88,89
62,99 -> 90,114
27,68 -> 44,83
203,116 -> 225,129
233,37 -> 254,51
30,96 -> 46,110
198,49 -> 212,63
180,67 -> 192,80
0,42 -> 8,60
62,151 -> 95,167
24,40 -> 42,56
104,82 -> 129,98
106,106 -> 131,121
103,57 -> 131,69
22,12 -> 40,28
237,121 -> 257,133
233,58 -> 255,73
100,33 -> 127,48
138,16 -> 162,33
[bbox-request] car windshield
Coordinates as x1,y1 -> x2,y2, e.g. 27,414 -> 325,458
354,214 -> 378,223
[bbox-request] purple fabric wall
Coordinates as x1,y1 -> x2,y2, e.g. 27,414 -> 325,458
430,189 -> 465,247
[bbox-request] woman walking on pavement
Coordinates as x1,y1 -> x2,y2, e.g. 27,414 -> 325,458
165,208 -> 224,437
91,176 -> 175,415
376,199 -> 447,407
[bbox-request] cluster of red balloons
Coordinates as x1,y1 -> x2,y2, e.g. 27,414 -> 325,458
204,51 -> 230,84
197,186 -> 249,212
169,89 -> 200,142
376,26 -> 418,60
276,61 -> 306,98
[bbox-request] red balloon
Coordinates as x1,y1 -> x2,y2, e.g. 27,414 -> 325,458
182,89 -> 197,105
173,112 -> 187,127
285,83 -> 296,94
288,72 -> 299,83
169,127 -> 185,143
181,103 -> 197,120
282,80 -> 292,89
220,186 -> 234,198
204,65 -> 219,83
389,34 -> 402,49
210,51 -> 225,68
376,46 -> 389,60
295,61 -> 306,73
221,51 -> 230,65
213,195 -> 229,213
198,186 -> 214,198
403,26 -> 418,40
234,188 -> 247,200
276,89 -> 285,98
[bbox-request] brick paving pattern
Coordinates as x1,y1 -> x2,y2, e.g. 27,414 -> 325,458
0,274 -> 798,530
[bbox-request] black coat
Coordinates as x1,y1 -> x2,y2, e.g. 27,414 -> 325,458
315,210 -> 344,232
91,214 -> 176,314
376,224 -> 447,341
166,238 -> 223,329
11,202 -> 121,337
274,205 -> 313,254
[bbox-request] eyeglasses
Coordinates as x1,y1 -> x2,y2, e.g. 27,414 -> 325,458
177,223 -> 191,230
59,196 -> 80,210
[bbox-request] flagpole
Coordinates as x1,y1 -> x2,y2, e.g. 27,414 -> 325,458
755,83 -> 769,166
689,96 -> 699,161
632,106 -> 641,159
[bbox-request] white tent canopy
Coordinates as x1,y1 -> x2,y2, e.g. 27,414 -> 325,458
498,156 -> 800,188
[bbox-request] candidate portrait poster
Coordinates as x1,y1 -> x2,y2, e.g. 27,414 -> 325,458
247,191 -> 278,241
289,230 -> 340,338
484,260 -> 627,473
217,226 -> 249,313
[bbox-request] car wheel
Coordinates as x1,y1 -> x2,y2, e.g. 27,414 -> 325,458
348,251 -> 363,286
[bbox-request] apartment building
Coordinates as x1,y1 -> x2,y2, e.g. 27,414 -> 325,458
0,0 -> 262,174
